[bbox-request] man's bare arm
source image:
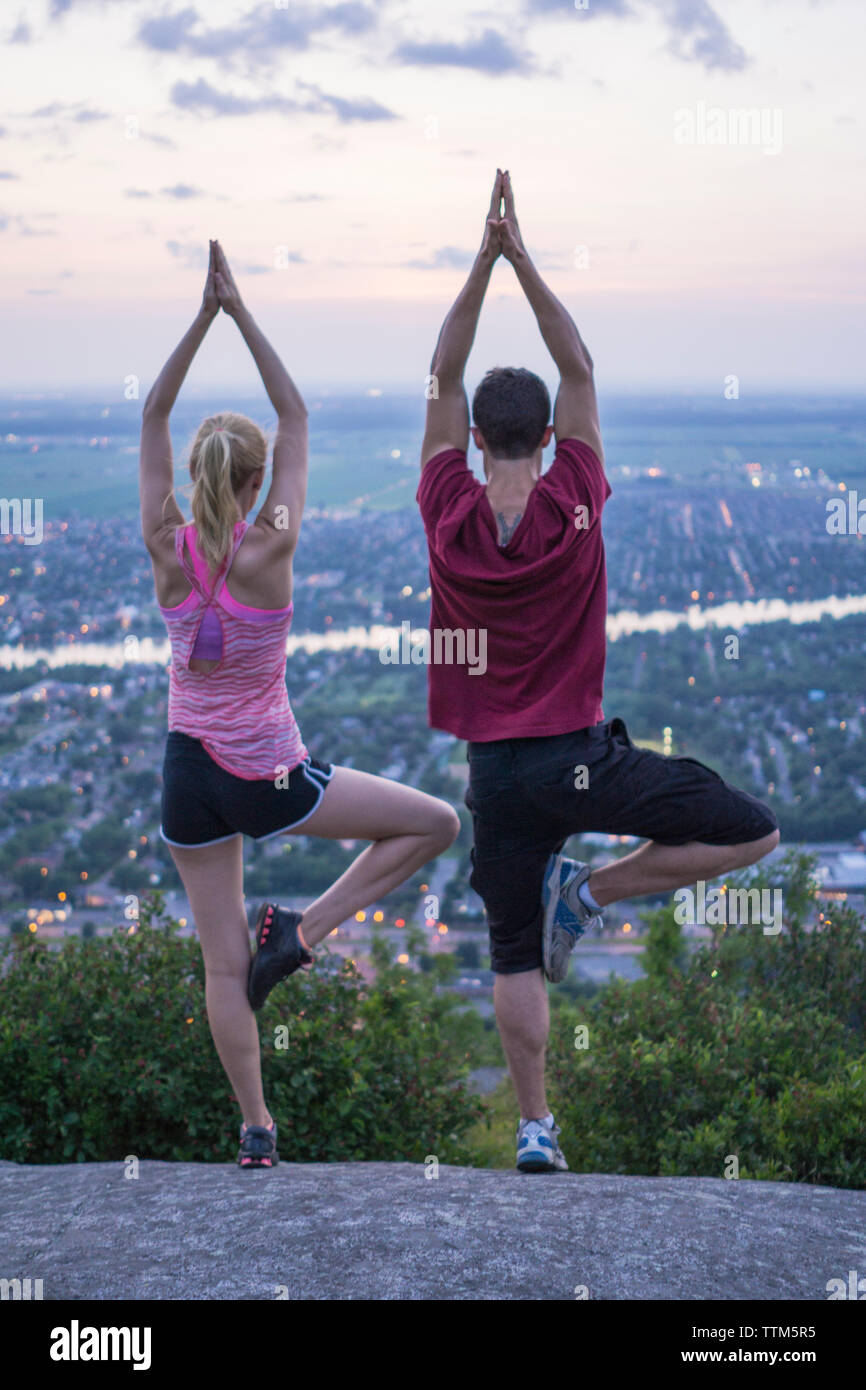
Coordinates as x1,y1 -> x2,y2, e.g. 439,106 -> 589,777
420,171 -> 503,468
498,173 -> 603,463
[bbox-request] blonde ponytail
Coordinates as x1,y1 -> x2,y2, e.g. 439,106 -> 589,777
188,412 -> 268,573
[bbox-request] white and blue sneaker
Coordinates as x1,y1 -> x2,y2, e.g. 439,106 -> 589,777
516,1115 -> 569,1173
541,854 -> 603,983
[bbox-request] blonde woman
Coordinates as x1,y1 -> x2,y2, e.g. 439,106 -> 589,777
139,242 -> 459,1168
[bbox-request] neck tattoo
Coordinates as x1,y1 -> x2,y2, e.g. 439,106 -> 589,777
496,511 -> 523,546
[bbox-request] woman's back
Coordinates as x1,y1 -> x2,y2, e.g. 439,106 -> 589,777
158,520 -> 306,780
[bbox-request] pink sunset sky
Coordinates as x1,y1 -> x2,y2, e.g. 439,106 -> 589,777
0,0 -> 863,392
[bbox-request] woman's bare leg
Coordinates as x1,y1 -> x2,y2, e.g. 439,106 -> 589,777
167,834 -> 271,1129
288,767 -> 460,947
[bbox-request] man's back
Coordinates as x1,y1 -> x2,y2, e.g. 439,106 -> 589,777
417,437 -> 611,741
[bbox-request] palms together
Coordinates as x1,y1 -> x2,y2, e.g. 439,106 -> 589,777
201,239 -> 244,318
481,169 -> 526,264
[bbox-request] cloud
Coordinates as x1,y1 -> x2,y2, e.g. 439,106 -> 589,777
8,18 -> 32,42
127,182 -> 217,200
525,0 -> 747,73
170,78 -> 302,117
164,242 -> 307,274
140,131 -> 177,149
0,212 -> 56,236
404,246 -> 476,270
165,239 -> 208,268
392,27 -> 534,75
661,0 -> 747,72
0,171 -> 19,179
29,101 -> 110,123
235,256 -> 307,273
161,182 -> 204,198
296,80 -> 397,123
527,0 -> 632,14
170,76 -> 396,123
137,3 -> 377,60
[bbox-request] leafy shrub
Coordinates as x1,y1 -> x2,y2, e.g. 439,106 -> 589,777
545,852 -> 866,1187
0,893 -> 482,1164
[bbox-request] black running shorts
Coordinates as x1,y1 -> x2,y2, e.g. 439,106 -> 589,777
465,716 -> 779,975
160,731 -> 335,848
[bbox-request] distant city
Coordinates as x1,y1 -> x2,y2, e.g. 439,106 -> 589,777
2,391 -> 865,983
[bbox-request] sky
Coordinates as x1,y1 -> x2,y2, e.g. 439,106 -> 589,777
0,0 -> 863,394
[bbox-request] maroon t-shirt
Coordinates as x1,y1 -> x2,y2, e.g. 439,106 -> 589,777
416,438 -> 612,742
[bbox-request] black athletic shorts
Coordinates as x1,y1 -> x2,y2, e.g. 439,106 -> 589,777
465,716 -> 779,975
160,730 -> 335,849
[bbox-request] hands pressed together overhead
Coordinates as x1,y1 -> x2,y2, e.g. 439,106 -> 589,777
201,239 -> 244,319
480,168 -> 526,266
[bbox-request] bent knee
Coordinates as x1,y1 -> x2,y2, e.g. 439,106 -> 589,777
735,826 -> 780,866
430,801 -> 461,849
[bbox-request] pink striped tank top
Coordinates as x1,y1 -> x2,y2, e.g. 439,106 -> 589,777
158,520 -> 308,780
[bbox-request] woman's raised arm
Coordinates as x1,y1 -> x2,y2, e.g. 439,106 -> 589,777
139,241 -> 219,549
213,241 -> 308,553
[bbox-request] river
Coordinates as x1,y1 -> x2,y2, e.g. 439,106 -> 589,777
3,591 -> 866,671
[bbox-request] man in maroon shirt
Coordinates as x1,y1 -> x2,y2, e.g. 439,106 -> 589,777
417,171 -> 780,1173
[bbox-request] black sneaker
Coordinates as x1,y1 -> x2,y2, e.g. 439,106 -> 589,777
237,1119 -> 279,1169
247,903 -> 313,1012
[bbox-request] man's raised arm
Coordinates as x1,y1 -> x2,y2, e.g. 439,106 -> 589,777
420,171 -> 503,468
498,172 -> 604,464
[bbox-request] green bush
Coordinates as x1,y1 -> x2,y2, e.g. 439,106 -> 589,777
546,852 -> 866,1187
0,893 -> 482,1165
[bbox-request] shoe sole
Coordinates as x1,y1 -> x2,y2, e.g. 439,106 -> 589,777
247,904 -> 310,1011
542,852 -> 568,983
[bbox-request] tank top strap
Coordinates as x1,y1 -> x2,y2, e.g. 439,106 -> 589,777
175,524 -> 209,601
215,520 -> 250,593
